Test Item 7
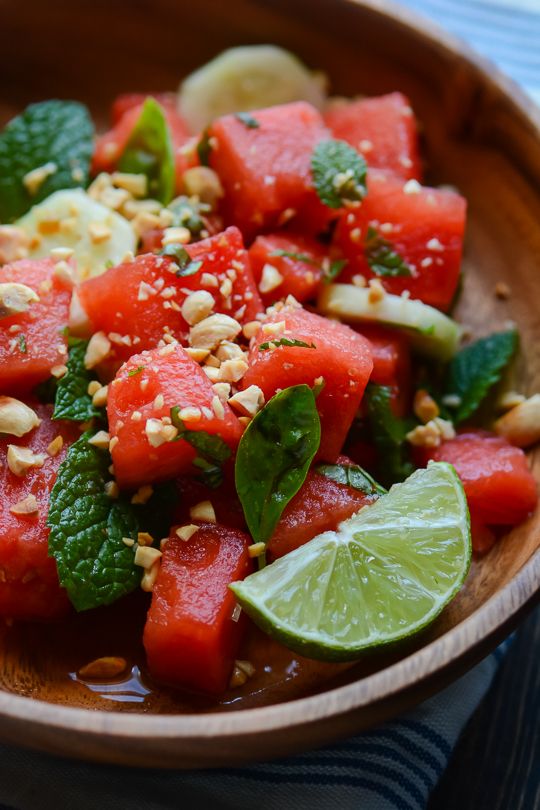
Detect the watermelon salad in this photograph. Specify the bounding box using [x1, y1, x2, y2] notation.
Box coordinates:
[0, 45, 538, 696]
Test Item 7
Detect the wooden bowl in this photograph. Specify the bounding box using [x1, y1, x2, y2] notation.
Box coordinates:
[1, 0, 540, 769]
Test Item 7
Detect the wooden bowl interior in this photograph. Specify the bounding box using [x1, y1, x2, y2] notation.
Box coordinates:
[0, 0, 539, 758]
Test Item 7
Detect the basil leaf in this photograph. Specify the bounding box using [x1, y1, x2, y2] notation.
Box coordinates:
[268, 249, 319, 266]
[159, 243, 203, 276]
[235, 385, 321, 544]
[234, 112, 260, 129]
[315, 462, 386, 495]
[364, 384, 414, 486]
[171, 406, 231, 488]
[311, 139, 367, 209]
[47, 433, 141, 611]
[52, 338, 101, 422]
[259, 338, 316, 351]
[118, 98, 174, 204]
[0, 100, 94, 221]
[365, 227, 412, 277]
[443, 330, 518, 424]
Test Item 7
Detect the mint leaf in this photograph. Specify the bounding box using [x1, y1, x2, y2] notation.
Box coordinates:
[53, 339, 101, 422]
[323, 258, 348, 283]
[268, 249, 319, 265]
[364, 384, 414, 486]
[316, 462, 386, 495]
[235, 385, 321, 546]
[234, 112, 260, 129]
[170, 407, 231, 488]
[17, 333, 27, 353]
[47, 434, 141, 611]
[128, 365, 145, 377]
[365, 227, 412, 277]
[134, 480, 178, 541]
[168, 195, 211, 240]
[159, 244, 203, 276]
[443, 330, 518, 424]
[259, 338, 316, 351]
[118, 98, 174, 204]
[311, 139, 367, 209]
[197, 129, 212, 166]
[0, 100, 94, 221]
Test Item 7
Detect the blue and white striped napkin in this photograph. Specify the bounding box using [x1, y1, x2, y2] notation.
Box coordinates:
[0, 2, 538, 808]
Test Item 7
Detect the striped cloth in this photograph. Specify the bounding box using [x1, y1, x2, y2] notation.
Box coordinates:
[0, 2, 538, 808]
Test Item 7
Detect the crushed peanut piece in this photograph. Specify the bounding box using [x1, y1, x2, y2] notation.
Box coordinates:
[22, 162, 57, 195]
[46, 435, 64, 457]
[189, 313, 242, 351]
[111, 171, 148, 197]
[137, 531, 154, 547]
[497, 391, 526, 411]
[242, 321, 260, 340]
[87, 380, 101, 396]
[53, 260, 76, 287]
[185, 347, 210, 363]
[182, 166, 224, 206]
[122, 537, 135, 547]
[104, 480, 119, 499]
[141, 560, 161, 592]
[175, 524, 199, 542]
[134, 545, 162, 569]
[181, 290, 215, 326]
[406, 417, 455, 448]
[131, 484, 154, 505]
[92, 385, 108, 407]
[212, 382, 231, 402]
[162, 226, 191, 246]
[0, 283, 39, 318]
[211, 395, 225, 419]
[248, 542, 266, 558]
[0, 225, 29, 264]
[218, 358, 249, 383]
[178, 406, 202, 423]
[84, 332, 111, 369]
[259, 263, 283, 294]
[189, 500, 216, 523]
[88, 221, 112, 244]
[215, 341, 245, 362]
[50, 364, 68, 379]
[78, 656, 127, 680]
[228, 385, 265, 417]
[7, 445, 45, 476]
[494, 394, 540, 448]
[88, 430, 111, 449]
[413, 389, 440, 424]
[10, 494, 39, 515]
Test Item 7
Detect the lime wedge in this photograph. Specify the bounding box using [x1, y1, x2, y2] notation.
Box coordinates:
[230, 461, 471, 661]
[318, 283, 461, 360]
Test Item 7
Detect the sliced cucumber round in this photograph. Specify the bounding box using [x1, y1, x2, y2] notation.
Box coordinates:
[318, 283, 461, 360]
[178, 45, 327, 133]
[17, 189, 136, 280]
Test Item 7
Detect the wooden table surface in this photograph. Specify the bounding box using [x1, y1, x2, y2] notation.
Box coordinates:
[429, 606, 540, 810]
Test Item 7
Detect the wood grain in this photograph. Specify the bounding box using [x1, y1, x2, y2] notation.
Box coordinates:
[0, 0, 539, 768]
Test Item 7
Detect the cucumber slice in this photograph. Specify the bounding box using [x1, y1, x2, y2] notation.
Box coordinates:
[318, 283, 461, 360]
[17, 189, 136, 280]
[178, 45, 327, 133]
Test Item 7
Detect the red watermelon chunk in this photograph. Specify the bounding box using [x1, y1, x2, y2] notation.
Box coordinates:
[143, 523, 252, 694]
[0, 258, 71, 394]
[324, 93, 421, 180]
[248, 232, 325, 305]
[79, 227, 263, 367]
[267, 458, 376, 561]
[421, 431, 538, 528]
[334, 171, 466, 311]
[0, 403, 79, 620]
[107, 345, 243, 489]
[208, 101, 333, 238]
[355, 324, 411, 415]
[242, 306, 373, 461]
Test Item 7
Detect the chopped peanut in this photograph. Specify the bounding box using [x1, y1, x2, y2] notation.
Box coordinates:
[0, 397, 40, 436]
[134, 545, 162, 569]
[88, 430, 111, 449]
[189, 500, 216, 523]
[92, 385, 108, 407]
[84, 331, 111, 369]
[189, 313, 242, 351]
[46, 435, 64, 457]
[175, 524, 199, 542]
[22, 162, 57, 195]
[259, 263, 283, 294]
[0, 225, 29, 264]
[494, 394, 540, 448]
[0, 283, 39, 318]
[104, 480, 119, 499]
[218, 358, 249, 383]
[229, 385, 265, 417]
[10, 494, 39, 515]
[413, 389, 440, 424]
[51, 364, 68, 378]
[88, 221, 112, 244]
[137, 531, 154, 547]
[181, 290, 215, 325]
[182, 166, 224, 206]
[7, 445, 46, 476]
[248, 542, 266, 558]
[406, 417, 455, 448]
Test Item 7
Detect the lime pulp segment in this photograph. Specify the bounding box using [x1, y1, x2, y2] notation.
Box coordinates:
[230, 461, 471, 661]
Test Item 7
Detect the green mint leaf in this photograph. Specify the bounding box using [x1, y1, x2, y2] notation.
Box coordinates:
[197, 129, 212, 166]
[34, 375, 58, 404]
[159, 243, 203, 276]
[47, 433, 141, 611]
[52, 338, 101, 422]
[235, 385, 321, 545]
[268, 249, 319, 265]
[234, 112, 260, 129]
[128, 365, 145, 377]
[171, 406, 231, 488]
[259, 338, 316, 351]
[323, 258, 348, 283]
[0, 100, 94, 222]
[365, 227, 412, 277]
[443, 330, 518, 424]
[311, 139, 367, 209]
[364, 384, 414, 486]
[17, 333, 27, 354]
[315, 462, 386, 495]
[118, 98, 174, 205]
[168, 195, 211, 240]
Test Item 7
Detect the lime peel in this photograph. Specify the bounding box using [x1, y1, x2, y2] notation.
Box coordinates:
[230, 461, 471, 661]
